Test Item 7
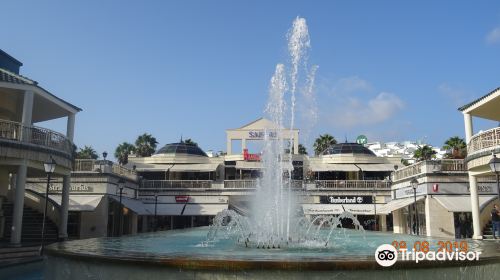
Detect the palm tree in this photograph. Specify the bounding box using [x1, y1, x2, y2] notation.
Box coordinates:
[298, 144, 308, 155]
[443, 136, 467, 159]
[313, 134, 337, 155]
[413, 145, 437, 162]
[115, 142, 135, 165]
[135, 133, 158, 157]
[76, 145, 99, 159]
[183, 138, 198, 146]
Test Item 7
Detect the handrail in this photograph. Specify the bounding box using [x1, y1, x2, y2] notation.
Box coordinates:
[223, 180, 304, 189]
[468, 127, 500, 155]
[0, 119, 72, 155]
[393, 159, 467, 181]
[140, 180, 212, 189]
[315, 180, 391, 190]
[73, 159, 137, 180]
[392, 161, 424, 181]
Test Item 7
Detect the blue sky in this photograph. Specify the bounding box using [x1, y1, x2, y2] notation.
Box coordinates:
[2, 1, 500, 158]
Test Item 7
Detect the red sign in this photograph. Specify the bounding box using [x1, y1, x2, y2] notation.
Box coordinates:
[175, 196, 190, 203]
[433, 184, 439, 192]
[243, 149, 261, 161]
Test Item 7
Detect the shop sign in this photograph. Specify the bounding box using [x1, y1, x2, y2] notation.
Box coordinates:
[49, 184, 94, 193]
[394, 185, 427, 199]
[248, 130, 277, 139]
[320, 195, 373, 204]
[175, 196, 190, 203]
[243, 149, 261, 161]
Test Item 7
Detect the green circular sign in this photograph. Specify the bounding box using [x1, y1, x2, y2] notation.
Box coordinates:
[356, 135, 368, 145]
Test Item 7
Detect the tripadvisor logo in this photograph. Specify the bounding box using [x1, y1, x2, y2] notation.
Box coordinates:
[374, 244, 482, 267]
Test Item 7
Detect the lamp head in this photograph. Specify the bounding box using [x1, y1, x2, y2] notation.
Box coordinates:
[489, 154, 500, 173]
[44, 156, 57, 174]
[410, 178, 418, 190]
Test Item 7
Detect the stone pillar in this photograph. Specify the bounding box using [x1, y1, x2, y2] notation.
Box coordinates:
[10, 163, 27, 245]
[380, 215, 387, 232]
[226, 135, 232, 155]
[293, 133, 299, 155]
[20, 91, 34, 141]
[59, 176, 70, 240]
[241, 138, 247, 154]
[469, 175, 482, 239]
[425, 195, 432, 236]
[463, 113, 473, 143]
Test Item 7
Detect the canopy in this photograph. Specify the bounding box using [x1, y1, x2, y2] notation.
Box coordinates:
[377, 196, 426, 214]
[355, 164, 395, 172]
[309, 163, 359, 172]
[109, 196, 151, 215]
[302, 204, 344, 215]
[49, 195, 104, 211]
[182, 204, 228, 216]
[235, 161, 263, 170]
[433, 195, 497, 212]
[343, 204, 377, 215]
[169, 163, 220, 172]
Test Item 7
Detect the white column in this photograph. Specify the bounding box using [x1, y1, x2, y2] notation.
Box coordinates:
[293, 134, 299, 155]
[59, 113, 75, 240]
[241, 138, 247, 153]
[380, 215, 387, 232]
[59, 175, 70, 240]
[469, 175, 482, 239]
[66, 113, 75, 141]
[425, 196, 432, 237]
[464, 113, 473, 142]
[20, 91, 34, 141]
[226, 136, 232, 155]
[10, 163, 27, 245]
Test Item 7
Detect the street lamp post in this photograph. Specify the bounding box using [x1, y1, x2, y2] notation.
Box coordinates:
[373, 187, 377, 231]
[101, 151, 108, 172]
[410, 178, 419, 235]
[118, 178, 125, 236]
[41, 157, 56, 255]
[489, 154, 500, 202]
[154, 193, 158, 232]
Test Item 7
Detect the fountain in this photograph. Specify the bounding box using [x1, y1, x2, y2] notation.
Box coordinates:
[44, 17, 500, 279]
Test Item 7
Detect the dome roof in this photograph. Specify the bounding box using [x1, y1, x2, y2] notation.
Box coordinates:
[322, 142, 376, 156]
[155, 142, 208, 157]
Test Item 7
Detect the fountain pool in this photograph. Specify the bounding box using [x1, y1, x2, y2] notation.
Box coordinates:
[45, 227, 500, 279]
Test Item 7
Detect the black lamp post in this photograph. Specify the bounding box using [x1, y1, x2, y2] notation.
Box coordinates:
[41, 156, 56, 255]
[118, 178, 125, 236]
[101, 151, 108, 172]
[154, 193, 158, 232]
[489, 154, 500, 202]
[410, 178, 419, 235]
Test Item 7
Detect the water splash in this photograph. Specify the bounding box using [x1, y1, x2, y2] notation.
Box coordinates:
[207, 17, 363, 249]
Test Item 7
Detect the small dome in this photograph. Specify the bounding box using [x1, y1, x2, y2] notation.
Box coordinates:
[322, 143, 376, 156]
[155, 143, 207, 157]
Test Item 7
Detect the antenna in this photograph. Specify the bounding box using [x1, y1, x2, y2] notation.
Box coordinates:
[180, 134, 183, 143]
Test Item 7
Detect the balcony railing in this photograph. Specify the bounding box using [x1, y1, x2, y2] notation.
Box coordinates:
[315, 180, 391, 190]
[224, 180, 304, 189]
[393, 159, 467, 181]
[468, 127, 500, 155]
[0, 119, 72, 155]
[140, 180, 212, 189]
[73, 159, 137, 180]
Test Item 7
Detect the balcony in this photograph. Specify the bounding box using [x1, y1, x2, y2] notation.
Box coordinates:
[224, 180, 304, 189]
[0, 119, 72, 156]
[73, 159, 138, 180]
[315, 180, 391, 190]
[392, 159, 467, 181]
[467, 127, 500, 156]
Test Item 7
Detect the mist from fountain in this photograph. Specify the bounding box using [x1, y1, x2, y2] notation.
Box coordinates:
[206, 17, 363, 249]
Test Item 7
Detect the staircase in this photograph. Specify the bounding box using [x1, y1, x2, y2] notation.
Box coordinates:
[1, 201, 59, 245]
[0, 246, 41, 267]
[483, 220, 497, 239]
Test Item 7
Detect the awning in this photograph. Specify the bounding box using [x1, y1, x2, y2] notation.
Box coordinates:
[355, 164, 395, 172]
[377, 196, 426, 214]
[146, 204, 185, 215]
[169, 163, 220, 172]
[309, 163, 359, 172]
[235, 161, 263, 170]
[302, 204, 344, 215]
[182, 204, 228, 216]
[109, 196, 152, 215]
[433, 195, 497, 212]
[342, 204, 377, 215]
[49, 195, 104, 211]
